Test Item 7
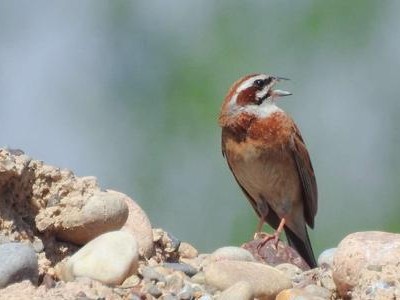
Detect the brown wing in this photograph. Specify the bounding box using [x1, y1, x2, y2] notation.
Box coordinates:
[289, 123, 318, 228]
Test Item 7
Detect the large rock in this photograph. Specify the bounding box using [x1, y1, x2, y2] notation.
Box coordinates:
[0, 243, 38, 288]
[57, 231, 139, 285]
[204, 260, 291, 300]
[115, 190, 154, 258]
[333, 231, 400, 297]
[37, 191, 129, 245]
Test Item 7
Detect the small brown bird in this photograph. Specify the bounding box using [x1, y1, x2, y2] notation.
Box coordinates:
[219, 73, 318, 267]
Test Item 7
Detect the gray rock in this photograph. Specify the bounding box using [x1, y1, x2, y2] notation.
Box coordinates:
[317, 248, 336, 268]
[0, 243, 38, 288]
[163, 262, 198, 277]
[204, 260, 291, 300]
[141, 266, 166, 283]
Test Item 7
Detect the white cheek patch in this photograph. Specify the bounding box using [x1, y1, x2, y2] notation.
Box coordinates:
[228, 74, 268, 114]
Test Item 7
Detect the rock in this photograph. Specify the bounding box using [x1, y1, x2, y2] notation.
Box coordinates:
[49, 191, 129, 245]
[275, 263, 303, 280]
[57, 231, 138, 285]
[113, 190, 154, 258]
[317, 248, 336, 268]
[178, 242, 198, 259]
[351, 264, 400, 299]
[304, 284, 332, 298]
[204, 260, 292, 299]
[31, 237, 44, 253]
[209, 246, 255, 263]
[178, 284, 194, 300]
[165, 273, 184, 294]
[276, 288, 325, 300]
[242, 238, 310, 270]
[333, 231, 400, 297]
[218, 281, 253, 300]
[140, 266, 166, 283]
[163, 262, 198, 277]
[145, 282, 162, 298]
[0, 243, 39, 288]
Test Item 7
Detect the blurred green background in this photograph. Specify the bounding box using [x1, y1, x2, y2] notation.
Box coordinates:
[1, 1, 399, 256]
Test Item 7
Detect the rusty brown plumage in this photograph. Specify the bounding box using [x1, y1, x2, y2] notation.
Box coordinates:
[219, 73, 318, 267]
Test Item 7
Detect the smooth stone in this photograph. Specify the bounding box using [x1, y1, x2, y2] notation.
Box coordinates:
[53, 191, 129, 245]
[145, 282, 162, 298]
[333, 231, 400, 297]
[218, 281, 253, 300]
[276, 288, 325, 300]
[178, 242, 198, 259]
[140, 266, 166, 282]
[31, 238, 44, 253]
[58, 231, 138, 285]
[204, 260, 292, 300]
[304, 284, 332, 298]
[165, 273, 184, 294]
[0, 243, 38, 288]
[163, 262, 198, 277]
[275, 263, 303, 280]
[317, 248, 336, 268]
[112, 190, 154, 258]
[178, 284, 193, 300]
[209, 246, 255, 262]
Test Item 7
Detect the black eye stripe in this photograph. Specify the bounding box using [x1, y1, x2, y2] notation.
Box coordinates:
[253, 77, 273, 89]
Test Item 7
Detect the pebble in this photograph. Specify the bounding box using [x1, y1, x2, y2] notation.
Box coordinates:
[333, 231, 400, 297]
[218, 281, 253, 300]
[178, 284, 193, 300]
[53, 191, 129, 245]
[145, 282, 162, 298]
[204, 260, 292, 299]
[0, 243, 39, 288]
[163, 262, 198, 277]
[140, 266, 166, 283]
[209, 246, 255, 263]
[165, 273, 184, 294]
[178, 242, 198, 259]
[114, 189, 154, 258]
[304, 284, 332, 298]
[317, 248, 336, 268]
[276, 288, 324, 300]
[58, 231, 138, 285]
[31, 238, 44, 253]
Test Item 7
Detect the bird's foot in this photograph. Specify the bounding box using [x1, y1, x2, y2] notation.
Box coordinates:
[254, 232, 280, 251]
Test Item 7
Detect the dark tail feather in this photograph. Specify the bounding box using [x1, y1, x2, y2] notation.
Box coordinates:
[284, 226, 317, 268]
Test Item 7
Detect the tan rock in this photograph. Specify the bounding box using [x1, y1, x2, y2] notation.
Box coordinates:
[57, 231, 138, 286]
[209, 246, 255, 263]
[218, 281, 253, 300]
[204, 260, 291, 300]
[37, 190, 129, 245]
[276, 288, 326, 300]
[178, 242, 198, 259]
[114, 190, 154, 258]
[333, 231, 400, 297]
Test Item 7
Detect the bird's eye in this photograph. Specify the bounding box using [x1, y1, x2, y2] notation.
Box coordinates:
[254, 79, 265, 89]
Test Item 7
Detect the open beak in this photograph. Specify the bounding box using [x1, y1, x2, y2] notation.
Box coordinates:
[270, 76, 292, 98]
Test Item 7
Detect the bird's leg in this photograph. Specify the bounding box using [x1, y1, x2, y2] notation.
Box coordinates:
[273, 217, 286, 248]
[253, 218, 265, 239]
[256, 217, 286, 250]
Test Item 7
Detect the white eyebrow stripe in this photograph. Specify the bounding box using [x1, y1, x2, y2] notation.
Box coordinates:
[236, 74, 267, 93]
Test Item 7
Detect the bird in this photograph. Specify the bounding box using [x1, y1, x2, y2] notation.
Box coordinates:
[218, 73, 318, 268]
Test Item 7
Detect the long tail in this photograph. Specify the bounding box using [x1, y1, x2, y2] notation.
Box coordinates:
[284, 226, 317, 268]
